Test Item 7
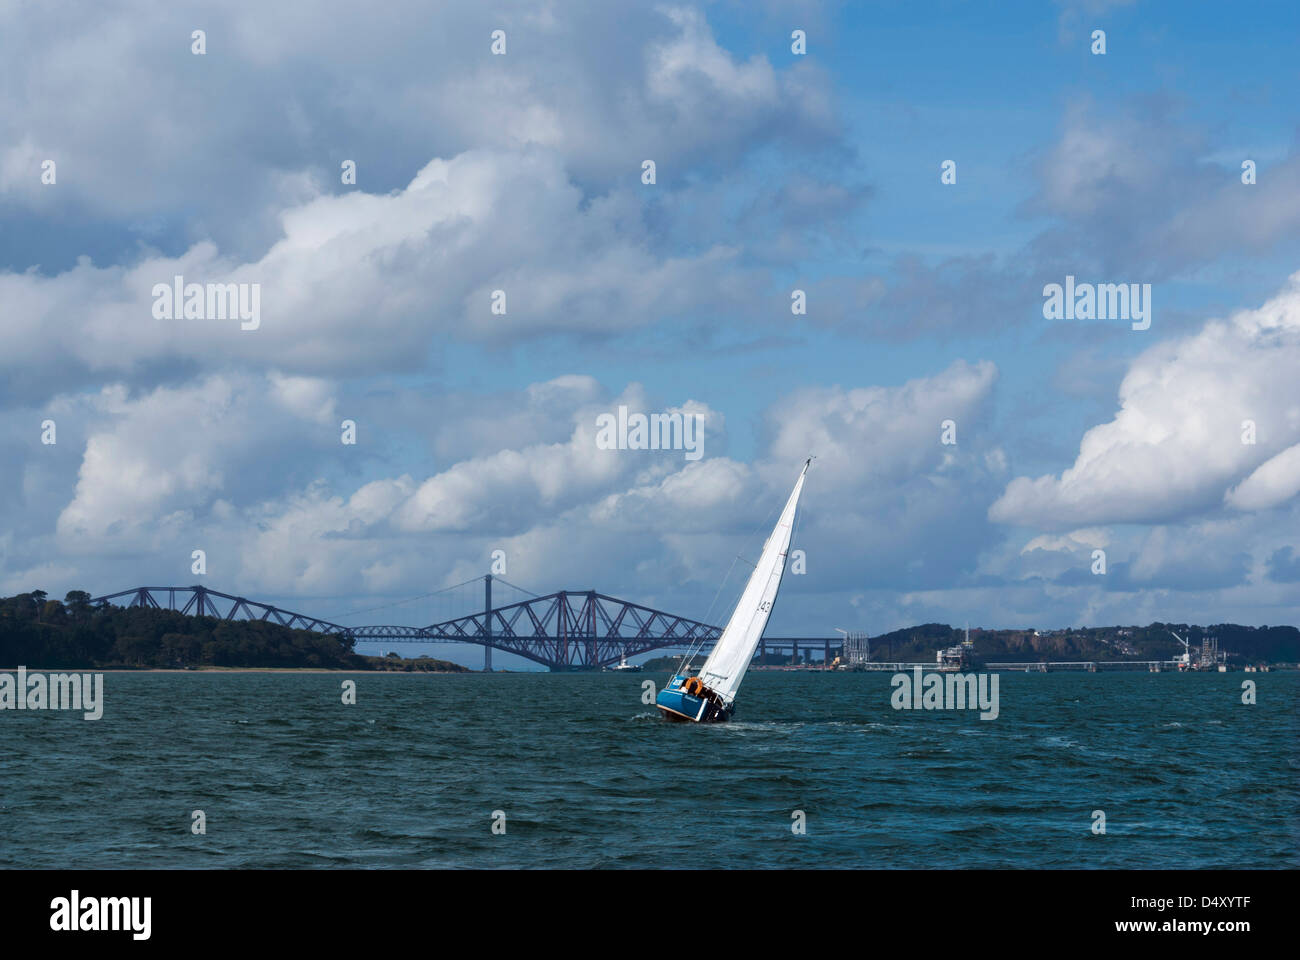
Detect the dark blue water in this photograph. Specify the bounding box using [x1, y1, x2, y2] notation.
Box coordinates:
[2, 671, 1295, 868]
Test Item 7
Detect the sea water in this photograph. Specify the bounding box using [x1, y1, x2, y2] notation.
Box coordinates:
[1, 671, 1294, 868]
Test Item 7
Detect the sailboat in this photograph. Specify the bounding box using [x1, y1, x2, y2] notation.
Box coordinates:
[655, 458, 811, 723]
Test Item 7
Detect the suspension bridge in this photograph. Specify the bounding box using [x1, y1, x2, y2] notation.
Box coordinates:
[89, 576, 843, 671]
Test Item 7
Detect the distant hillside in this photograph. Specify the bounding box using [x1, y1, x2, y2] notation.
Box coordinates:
[0, 590, 466, 671]
[641, 655, 692, 672]
[361, 652, 469, 673]
[867, 622, 1299, 665]
[8, 588, 1294, 670]
[649, 621, 1299, 668]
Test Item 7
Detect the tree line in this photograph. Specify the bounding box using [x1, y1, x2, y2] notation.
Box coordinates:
[867, 621, 1299, 664]
[0, 589, 463, 670]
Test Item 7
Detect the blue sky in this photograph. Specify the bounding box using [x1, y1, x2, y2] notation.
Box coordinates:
[2, 0, 1299, 668]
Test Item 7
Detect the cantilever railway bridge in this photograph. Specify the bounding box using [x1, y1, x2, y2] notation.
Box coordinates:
[90, 576, 838, 671]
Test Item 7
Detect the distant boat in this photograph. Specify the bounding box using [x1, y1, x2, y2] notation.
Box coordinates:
[607, 653, 642, 673]
[656, 459, 811, 723]
[936, 623, 981, 672]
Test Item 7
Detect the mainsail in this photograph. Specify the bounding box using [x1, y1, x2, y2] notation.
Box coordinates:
[696, 459, 810, 704]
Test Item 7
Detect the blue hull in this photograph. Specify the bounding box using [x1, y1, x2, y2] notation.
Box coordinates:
[655, 675, 732, 723]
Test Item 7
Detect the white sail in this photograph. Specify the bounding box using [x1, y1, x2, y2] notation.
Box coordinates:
[697, 459, 809, 704]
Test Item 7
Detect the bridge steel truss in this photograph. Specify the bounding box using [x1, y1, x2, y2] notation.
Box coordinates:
[89, 585, 725, 670]
[90, 585, 353, 636]
[405, 589, 723, 670]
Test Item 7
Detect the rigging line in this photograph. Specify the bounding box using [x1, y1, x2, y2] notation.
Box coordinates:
[681, 551, 743, 670]
[680, 481, 786, 672]
[321, 575, 486, 622]
[492, 576, 543, 599]
[701, 554, 743, 626]
[692, 463, 808, 674]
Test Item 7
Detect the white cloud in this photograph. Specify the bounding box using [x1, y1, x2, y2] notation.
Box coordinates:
[991, 273, 1300, 530]
[1, 2, 836, 233]
[19, 361, 1004, 611]
[1225, 442, 1300, 511]
[0, 149, 761, 398]
[392, 390, 723, 534]
[54, 373, 341, 545]
[765, 359, 998, 485]
[1029, 98, 1300, 277]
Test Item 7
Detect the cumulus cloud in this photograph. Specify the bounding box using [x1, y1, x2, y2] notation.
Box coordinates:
[7, 1, 1300, 646]
[755, 360, 1005, 592]
[990, 273, 1300, 530]
[765, 359, 998, 480]
[391, 392, 722, 535]
[1026, 98, 1300, 279]
[52, 373, 342, 546]
[0, 149, 763, 401]
[1225, 442, 1300, 511]
[1, 1, 839, 257]
[15, 360, 1006, 616]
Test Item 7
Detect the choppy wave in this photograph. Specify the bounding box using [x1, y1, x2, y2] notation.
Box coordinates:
[2, 671, 1296, 869]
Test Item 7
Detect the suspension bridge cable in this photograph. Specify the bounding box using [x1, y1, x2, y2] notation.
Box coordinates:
[492, 576, 543, 599]
[319, 575, 487, 622]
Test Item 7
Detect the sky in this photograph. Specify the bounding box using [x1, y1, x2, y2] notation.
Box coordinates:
[2, 0, 1299, 668]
